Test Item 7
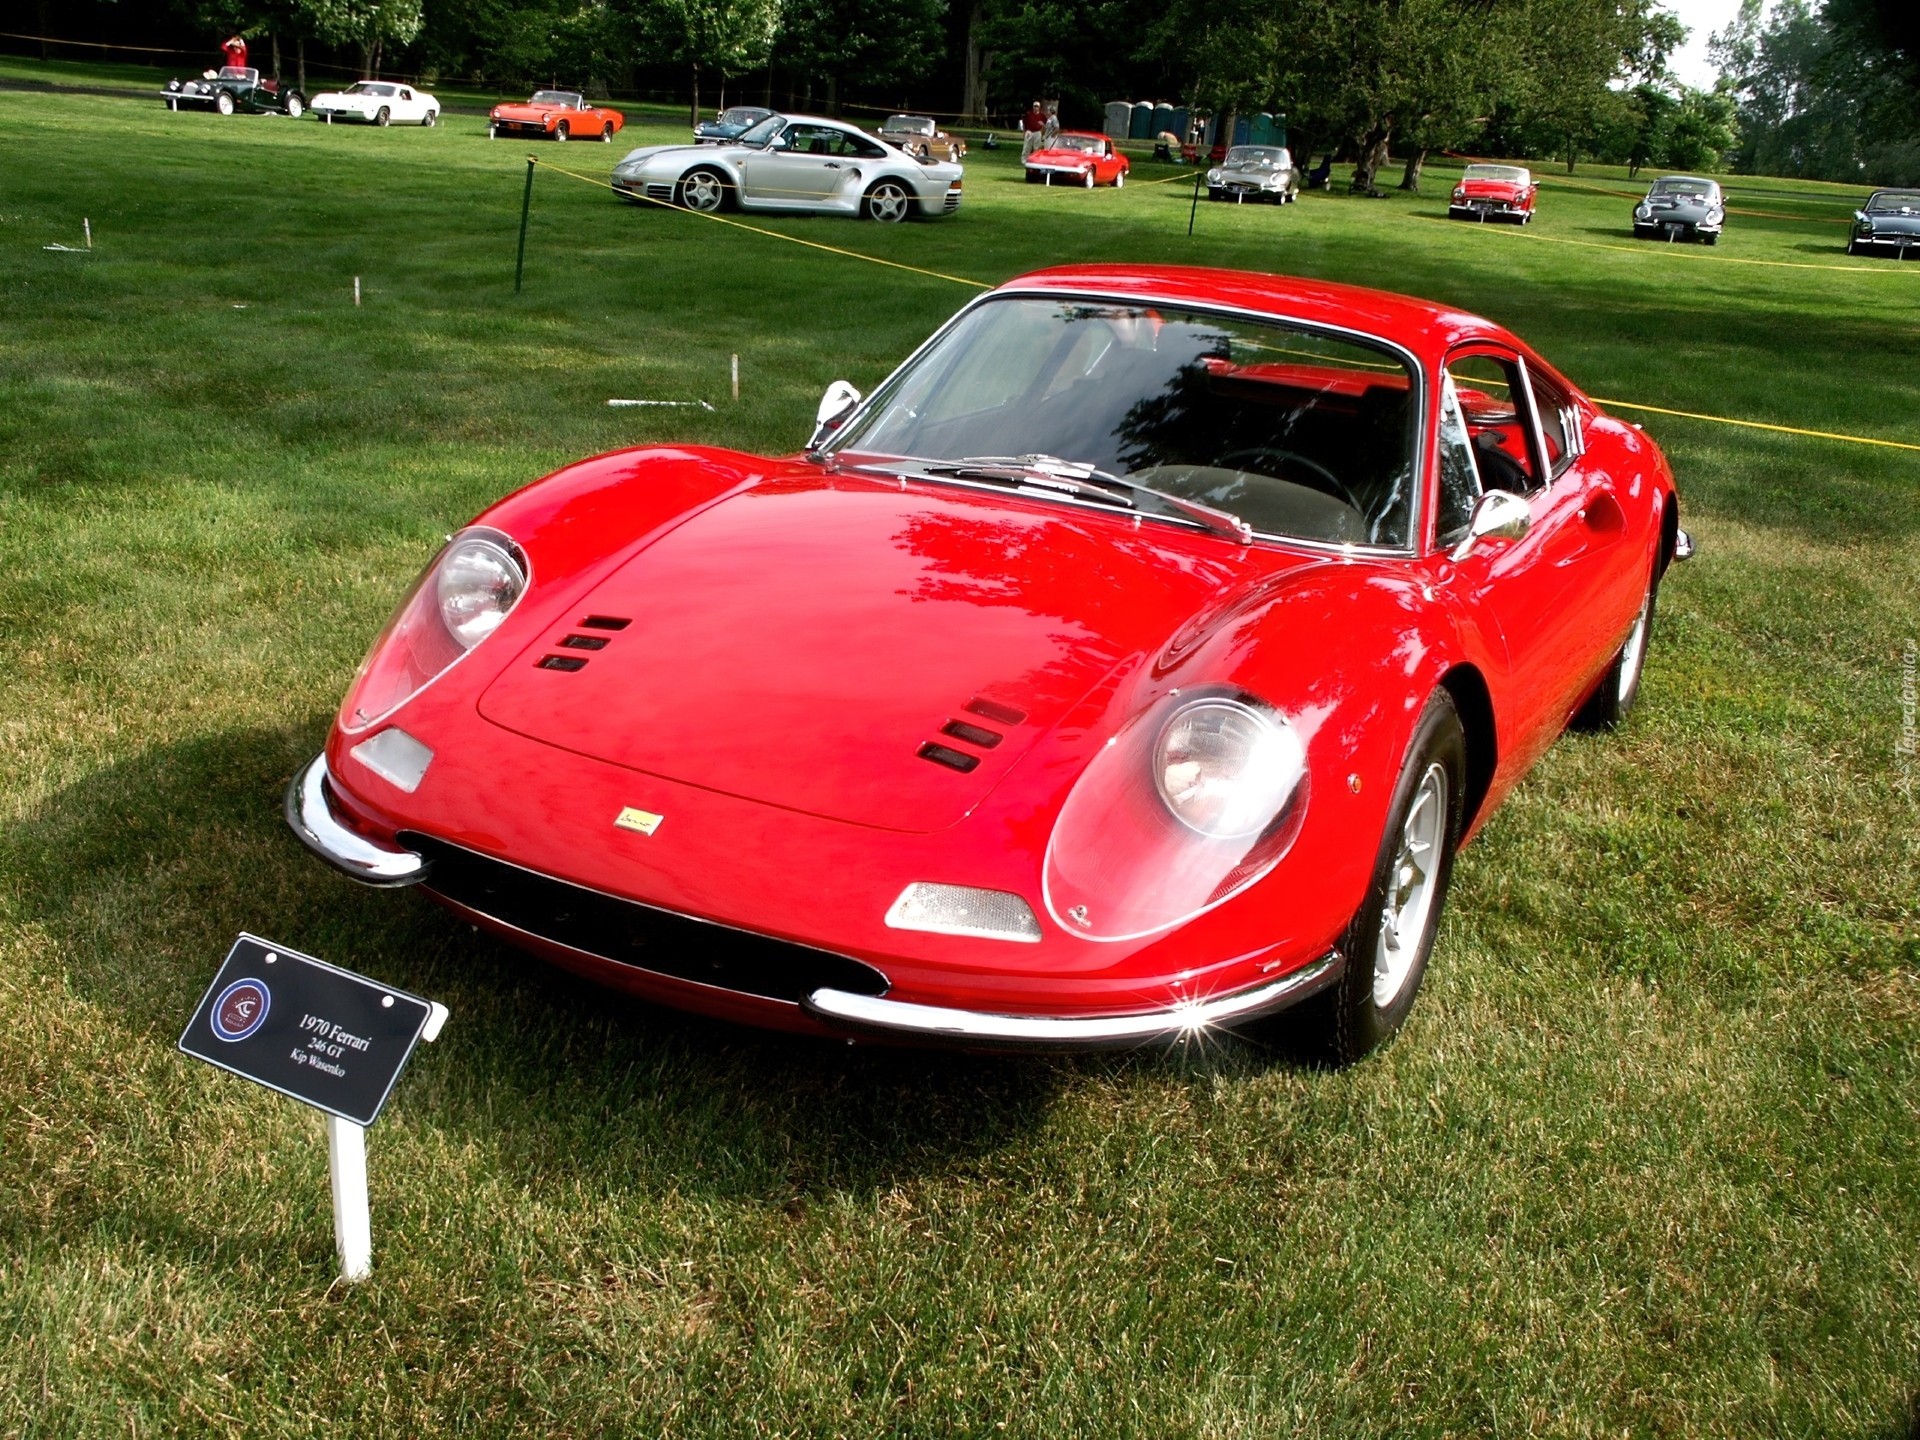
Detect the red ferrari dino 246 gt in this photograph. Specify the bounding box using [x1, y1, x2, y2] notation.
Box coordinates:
[289, 265, 1689, 1059]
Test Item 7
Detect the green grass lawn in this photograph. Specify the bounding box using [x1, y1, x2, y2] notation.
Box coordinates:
[2, 66, 1918, 1438]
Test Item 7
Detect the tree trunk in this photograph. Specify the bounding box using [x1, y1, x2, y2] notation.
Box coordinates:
[297, 36, 306, 95]
[271, 34, 281, 85]
[690, 62, 699, 129]
[1398, 147, 1425, 191]
[962, 2, 988, 122]
[718, 78, 725, 112]
[1565, 133, 1577, 173]
[826, 74, 838, 118]
[1350, 125, 1390, 195]
[764, 56, 773, 108]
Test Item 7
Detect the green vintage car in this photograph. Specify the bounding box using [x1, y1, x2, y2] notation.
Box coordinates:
[163, 66, 306, 117]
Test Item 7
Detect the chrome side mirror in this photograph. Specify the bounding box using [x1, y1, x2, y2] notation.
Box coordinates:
[807, 380, 862, 450]
[1451, 489, 1532, 561]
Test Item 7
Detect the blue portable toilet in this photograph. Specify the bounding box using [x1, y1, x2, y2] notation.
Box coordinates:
[1249, 112, 1276, 147]
[1233, 114, 1251, 146]
[1170, 106, 1190, 143]
[1105, 101, 1131, 140]
[1129, 101, 1153, 139]
[1272, 113, 1288, 148]
[1151, 101, 1173, 138]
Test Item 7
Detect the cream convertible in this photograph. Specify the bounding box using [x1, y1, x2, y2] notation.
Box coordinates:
[612, 113, 963, 222]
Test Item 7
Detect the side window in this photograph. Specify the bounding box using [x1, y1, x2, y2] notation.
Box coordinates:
[400, 89, 413, 101]
[1526, 366, 1583, 479]
[1435, 375, 1483, 547]
[1446, 352, 1540, 493]
[843, 131, 887, 160]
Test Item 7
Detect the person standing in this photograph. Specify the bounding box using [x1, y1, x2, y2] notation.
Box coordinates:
[1041, 102, 1060, 148]
[222, 35, 248, 70]
[1020, 100, 1046, 159]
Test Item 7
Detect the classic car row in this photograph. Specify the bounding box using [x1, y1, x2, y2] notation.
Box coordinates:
[288, 263, 1691, 1061]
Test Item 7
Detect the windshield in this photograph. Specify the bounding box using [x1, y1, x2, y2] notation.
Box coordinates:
[738, 114, 787, 147]
[1464, 165, 1527, 184]
[827, 297, 1421, 549]
[1866, 190, 1920, 213]
[1651, 179, 1713, 197]
[349, 83, 396, 96]
[1049, 134, 1104, 153]
[885, 116, 936, 135]
[1225, 147, 1288, 170]
[531, 91, 581, 107]
[716, 107, 766, 126]
[218, 67, 255, 81]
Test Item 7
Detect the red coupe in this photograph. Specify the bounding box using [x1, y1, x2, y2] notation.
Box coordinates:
[288, 266, 1689, 1059]
[488, 90, 624, 142]
[1448, 164, 1538, 223]
[1025, 132, 1130, 188]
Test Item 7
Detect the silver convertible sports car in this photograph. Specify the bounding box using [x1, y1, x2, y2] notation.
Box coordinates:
[1632, 175, 1724, 244]
[612, 112, 964, 222]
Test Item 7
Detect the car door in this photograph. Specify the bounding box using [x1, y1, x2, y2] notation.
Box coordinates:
[394, 87, 421, 122]
[741, 123, 843, 208]
[1429, 347, 1618, 776]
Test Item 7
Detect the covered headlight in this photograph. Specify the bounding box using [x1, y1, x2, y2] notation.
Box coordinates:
[1452, 186, 1465, 199]
[1207, 168, 1223, 182]
[1154, 699, 1305, 838]
[1043, 690, 1311, 941]
[1635, 204, 1650, 218]
[338, 526, 528, 735]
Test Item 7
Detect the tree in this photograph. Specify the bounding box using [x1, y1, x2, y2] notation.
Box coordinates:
[299, 0, 425, 77]
[1660, 85, 1736, 169]
[615, 0, 782, 125]
[777, 0, 947, 115]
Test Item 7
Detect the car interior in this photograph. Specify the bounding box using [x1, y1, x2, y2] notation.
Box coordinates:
[840, 301, 1424, 547]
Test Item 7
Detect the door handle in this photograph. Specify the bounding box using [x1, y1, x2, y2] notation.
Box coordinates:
[825, 162, 841, 168]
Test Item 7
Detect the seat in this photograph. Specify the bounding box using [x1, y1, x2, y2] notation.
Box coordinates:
[809, 137, 829, 155]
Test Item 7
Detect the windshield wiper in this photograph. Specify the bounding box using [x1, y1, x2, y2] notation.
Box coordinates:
[845, 455, 1253, 545]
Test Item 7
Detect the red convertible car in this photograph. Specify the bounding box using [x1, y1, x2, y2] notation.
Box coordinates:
[489, 90, 624, 142]
[1448, 164, 1538, 223]
[288, 265, 1689, 1059]
[1025, 132, 1130, 188]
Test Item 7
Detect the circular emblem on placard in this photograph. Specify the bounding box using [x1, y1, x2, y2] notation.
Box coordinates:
[211, 978, 271, 1041]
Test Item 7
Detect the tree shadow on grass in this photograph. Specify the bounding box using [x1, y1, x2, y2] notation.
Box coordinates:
[3, 720, 1295, 1223]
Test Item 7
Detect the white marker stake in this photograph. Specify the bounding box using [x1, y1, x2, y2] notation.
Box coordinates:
[84, 218, 92, 250]
[324, 1000, 446, 1282]
[327, 1114, 372, 1280]
[731, 353, 739, 400]
[353, 276, 361, 307]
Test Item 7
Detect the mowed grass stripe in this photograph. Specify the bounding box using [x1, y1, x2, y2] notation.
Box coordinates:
[1, 75, 1918, 1438]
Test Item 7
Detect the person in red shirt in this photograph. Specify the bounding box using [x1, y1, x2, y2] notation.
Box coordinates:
[222, 36, 248, 71]
[1020, 100, 1045, 160]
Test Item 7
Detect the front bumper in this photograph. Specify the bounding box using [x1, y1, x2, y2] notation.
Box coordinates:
[1852, 232, 1920, 254]
[1026, 165, 1091, 183]
[286, 751, 1343, 1048]
[286, 754, 430, 886]
[802, 951, 1341, 1048]
[1449, 201, 1526, 220]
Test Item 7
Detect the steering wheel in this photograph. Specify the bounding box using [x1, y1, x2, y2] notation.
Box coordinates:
[1215, 447, 1365, 514]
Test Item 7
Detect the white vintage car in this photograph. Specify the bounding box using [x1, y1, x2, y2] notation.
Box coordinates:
[612, 112, 963, 222]
[311, 81, 440, 127]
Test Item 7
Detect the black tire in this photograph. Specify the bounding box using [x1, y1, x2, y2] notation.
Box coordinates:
[678, 166, 729, 212]
[1025, 169, 1041, 183]
[1297, 689, 1467, 1065]
[601, 122, 614, 142]
[1081, 168, 1094, 189]
[375, 106, 390, 127]
[216, 91, 235, 116]
[1114, 170, 1125, 189]
[1703, 232, 1717, 246]
[285, 91, 305, 118]
[863, 179, 913, 222]
[554, 120, 569, 142]
[1571, 571, 1657, 732]
[1846, 239, 1860, 256]
[1208, 186, 1225, 202]
[423, 109, 436, 127]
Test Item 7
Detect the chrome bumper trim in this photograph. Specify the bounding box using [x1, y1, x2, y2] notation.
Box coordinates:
[284, 754, 430, 887]
[802, 950, 1342, 1049]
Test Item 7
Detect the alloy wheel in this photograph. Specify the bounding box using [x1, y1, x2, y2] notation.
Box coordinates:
[1374, 762, 1448, 1009]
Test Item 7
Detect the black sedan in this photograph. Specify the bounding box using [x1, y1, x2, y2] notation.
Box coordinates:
[1848, 189, 1920, 259]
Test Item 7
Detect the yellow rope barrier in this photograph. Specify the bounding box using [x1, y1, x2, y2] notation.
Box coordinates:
[525, 156, 1916, 455]
[531, 155, 992, 289]
[1592, 398, 1920, 452]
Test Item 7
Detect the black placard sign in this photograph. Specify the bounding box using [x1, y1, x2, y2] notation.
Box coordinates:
[179, 934, 435, 1127]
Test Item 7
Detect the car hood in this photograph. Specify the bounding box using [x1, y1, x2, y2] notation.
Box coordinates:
[1862, 212, 1920, 234]
[617, 142, 723, 168]
[495, 104, 565, 119]
[1219, 164, 1285, 181]
[477, 473, 1256, 832]
[1458, 180, 1524, 199]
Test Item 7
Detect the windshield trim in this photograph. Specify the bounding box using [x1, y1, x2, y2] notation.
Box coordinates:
[819, 287, 1430, 559]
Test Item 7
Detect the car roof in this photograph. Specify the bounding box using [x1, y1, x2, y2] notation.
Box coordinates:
[1654, 175, 1715, 185]
[990, 265, 1510, 362]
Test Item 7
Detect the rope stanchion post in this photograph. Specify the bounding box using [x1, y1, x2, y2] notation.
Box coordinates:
[1189, 172, 1201, 236]
[515, 156, 535, 294]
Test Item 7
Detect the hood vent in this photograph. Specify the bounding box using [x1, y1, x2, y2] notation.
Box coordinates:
[964, 696, 1026, 726]
[940, 719, 1002, 749]
[917, 742, 980, 773]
